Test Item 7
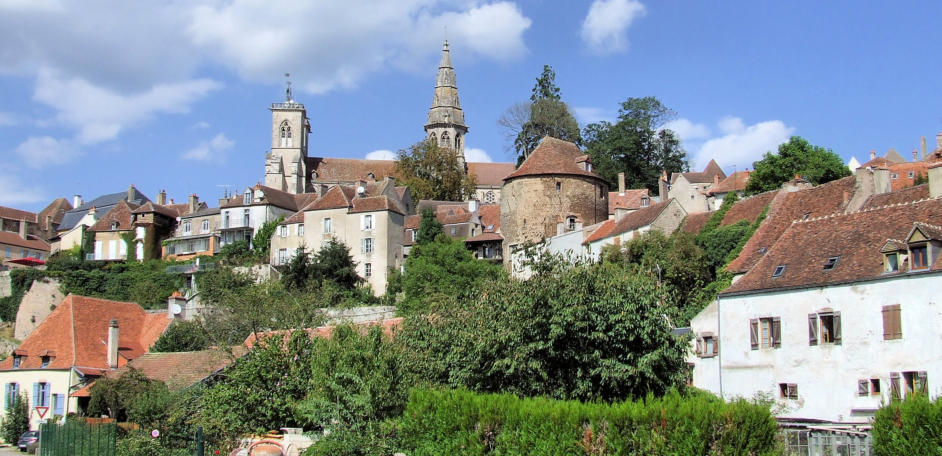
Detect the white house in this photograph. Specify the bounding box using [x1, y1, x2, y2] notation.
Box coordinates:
[690, 181, 942, 423]
[219, 184, 313, 248]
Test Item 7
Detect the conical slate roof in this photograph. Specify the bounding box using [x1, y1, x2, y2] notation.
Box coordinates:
[425, 40, 466, 129]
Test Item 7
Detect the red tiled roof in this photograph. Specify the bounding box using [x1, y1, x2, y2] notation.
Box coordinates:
[100, 347, 246, 391]
[0, 232, 49, 251]
[710, 170, 751, 194]
[721, 190, 778, 226]
[465, 232, 503, 243]
[307, 157, 399, 183]
[38, 198, 73, 231]
[89, 201, 139, 232]
[478, 204, 500, 232]
[608, 189, 650, 215]
[243, 318, 403, 349]
[862, 184, 930, 209]
[582, 218, 617, 244]
[671, 159, 726, 185]
[504, 137, 606, 182]
[887, 162, 928, 191]
[0, 206, 37, 222]
[351, 196, 405, 215]
[219, 185, 310, 211]
[467, 162, 515, 187]
[131, 202, 180, 218]
[680, 212, 713, 234]
[0, 295, 171, 372]
[726, 176, 857, 274]
[723, 198, 942, 295]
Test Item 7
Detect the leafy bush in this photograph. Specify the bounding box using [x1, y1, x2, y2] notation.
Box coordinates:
[0, 268, 46, 321]
[397, 261, 689, 402]
[1, 393, 28, 443]
[399, 388, 781, 456]
[55, 260, 184, 309]
[252, 216, 284, 259]
[87, 368, 170, 423]
[116, 432, 191, 456]
[217, 240, 253, 265]
[872, 394, 942, 455]
[151, 320, 211, 352]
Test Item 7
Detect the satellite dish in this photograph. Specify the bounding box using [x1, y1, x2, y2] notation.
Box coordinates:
[357, 185, 365, 195]
[170, 303, 182, 315]
[175, 216, 181, 222]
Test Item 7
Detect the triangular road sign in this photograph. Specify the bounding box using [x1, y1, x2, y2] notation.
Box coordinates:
[35, 406, 48, 419]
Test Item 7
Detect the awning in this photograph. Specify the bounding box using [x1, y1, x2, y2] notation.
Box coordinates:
[6, 257, 45, 266]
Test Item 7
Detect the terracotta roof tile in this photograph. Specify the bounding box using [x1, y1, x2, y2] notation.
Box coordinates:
[464, 232, 503, 243]
[710, 170, 751, 194]
[219, 186, 310, 211]
[131, 202, 180, 218]
[721, 191, 778, 226]
[504, 137, 606, 182]
[467, 162, 515, 187]
[723, 198, 942, 295]
[671, 159, 726, 184]
[862, 184, 929, 209]
[101, 347, 247, 390]
[887, 162, 928, 191]
[38, 198, 73, 230]
[680, 212, 712, 234]
[604, 200, 674, 239]
[306, 157, 399, 183]
[582, 218, 617, 244]
[726, 176, 857, 274]
[478, 204, 500, 232]
[0, 295, 171, 372]
[89, 201, 139, 232]
[0, 232, 49, 251]
[0, 206, 37, 222]
[608, 189, 650, 215]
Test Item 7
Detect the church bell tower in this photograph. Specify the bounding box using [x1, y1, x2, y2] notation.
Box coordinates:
[424, 40, 468, 168]
[266, 74, 311, 194]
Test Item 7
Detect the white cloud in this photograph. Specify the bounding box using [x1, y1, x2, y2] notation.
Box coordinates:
[192, 120, 210, 129]
[581, 0, 646, 55]
[365, 149, 397, 160]
[14, 136, 79, 169]
[663, 118, 711, 141]
[572, 106, 615, 125]
[0, 174, 45, 206]
[465, 147, 493, 163]
[33, 69, 221, 144]
[694, 117, 794, 169]
[188, 1, 532, 93]
[182, 132, 234, 162]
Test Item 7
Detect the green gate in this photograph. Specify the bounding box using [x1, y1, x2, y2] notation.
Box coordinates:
[38, 420, 117, 456]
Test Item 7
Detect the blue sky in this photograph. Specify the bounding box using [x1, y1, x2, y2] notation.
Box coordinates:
[2, 0, 942, 211]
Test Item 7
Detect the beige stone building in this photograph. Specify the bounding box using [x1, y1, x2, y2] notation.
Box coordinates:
[272, 179, 411, 295]
[659, 160, 726, 214]
[499, 137, 610, 264]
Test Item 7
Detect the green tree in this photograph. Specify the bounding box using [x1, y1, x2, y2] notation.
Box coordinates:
[398, 236, 503, 315]
[217, 240, 253, 265]
[414, 208, 443, 245]
[583, 96, 689, 193]
[151, 320, 211, 352]
[745, 136, 851, 194]
[311, 239, 362, 290]
[1, 393, 28, 444]
[87, 368, 169, 423]
[252, 216, 284, 259]
[397, 260, 689, 401]
[282, 244, 314, 291]
[508, 65, 582, 163]
[396, 140, 477, 201]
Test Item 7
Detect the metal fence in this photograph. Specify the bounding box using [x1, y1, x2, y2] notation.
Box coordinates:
[39, 420, 117, 456]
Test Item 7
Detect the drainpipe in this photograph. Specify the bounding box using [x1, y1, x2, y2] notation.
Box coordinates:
[717, 297, 724, 400]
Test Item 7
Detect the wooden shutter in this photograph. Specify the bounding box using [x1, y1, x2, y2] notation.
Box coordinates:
[918, 371, 928, 395]
[890, 372, 901, 400]
[882, 306, 892, 339]
[772, 317, 782, 348]
[32, 382, 39, 407]
[882, 304, 902, 340]
[808, 314, 818, 346]
[833, 312, 842, 345]
[53, 394, 64, 416]
[695, 338, 702, 356]
[714, 338, 720, 355]
[3, 383, 8, 411]
[750, 319, 759, 350]
[858, 380, 869, 396]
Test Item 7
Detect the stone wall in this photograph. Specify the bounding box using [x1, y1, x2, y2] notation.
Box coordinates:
[320, 306, 397, 325]
[500, 175, 608, 263]
[14, 278, 65, 340]
[0, 271, 9, 298]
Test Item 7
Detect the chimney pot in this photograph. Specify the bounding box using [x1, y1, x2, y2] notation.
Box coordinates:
[617, 172, 625, 195]
[922, 136, 928, 160]
[73, 194, 83, 208]
[188, 194, 199, 213]
[107, 318, 119, 369]
[156, 189, 167, 206]
[913, 149, 918, 162]
[936, 132, 942, 149]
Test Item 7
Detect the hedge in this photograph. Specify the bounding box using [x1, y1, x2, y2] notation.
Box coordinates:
[872, 394, 942, 455]
[399, 388, 781, 455]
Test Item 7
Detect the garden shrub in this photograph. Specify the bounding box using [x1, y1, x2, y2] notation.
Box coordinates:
[872, 394, 942, 455]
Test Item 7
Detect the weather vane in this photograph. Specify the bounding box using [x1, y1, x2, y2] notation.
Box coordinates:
[285, 72, 293, 103]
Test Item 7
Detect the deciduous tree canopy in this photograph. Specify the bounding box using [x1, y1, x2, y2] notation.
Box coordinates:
[396, 140, 476, 201]
[745, 135, 851, 194]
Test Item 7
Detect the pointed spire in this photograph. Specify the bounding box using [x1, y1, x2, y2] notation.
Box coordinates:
[439, 40, 452, 70]
[426, 39, 467, 132]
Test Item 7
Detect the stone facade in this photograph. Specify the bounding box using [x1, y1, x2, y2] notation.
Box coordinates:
[14, 278, 64, 340]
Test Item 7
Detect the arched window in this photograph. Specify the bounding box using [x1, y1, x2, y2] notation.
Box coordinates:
[440, 131, 450, 148]
[484, 191, 496, 204]
[280, 121, 292, 147]
[455, 134, 461, 150]
[428, 132, 437, 143]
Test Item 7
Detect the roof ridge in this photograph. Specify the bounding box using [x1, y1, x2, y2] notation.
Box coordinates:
[793, 195, 941, 224]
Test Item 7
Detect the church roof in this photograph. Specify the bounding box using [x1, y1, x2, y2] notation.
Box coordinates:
[504, 137, 606, 182]
[307, 157, 398, 183]
[425, 40, 466, 129]
[468, 162, 514, 187]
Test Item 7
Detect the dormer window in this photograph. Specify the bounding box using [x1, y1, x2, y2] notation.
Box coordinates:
[772, 265, 786, 278]
[40, 356, 51, 368]
[885, 252, 899, 272]
[567, 216, 577, 231]
[911, 245, 929, 270]
[111, 221, 118, 230]
[12, 356, 21, 369]
[243, 192, 251, 205]
[823, 256, 839, 270]
[641, 197, 649, 207]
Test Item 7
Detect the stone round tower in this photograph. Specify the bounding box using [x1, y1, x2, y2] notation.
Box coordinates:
[499, 137, 609, 264]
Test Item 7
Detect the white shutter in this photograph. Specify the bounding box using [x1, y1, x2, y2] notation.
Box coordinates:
[94, 241, 103, 260]
[109, 240, 117, 259]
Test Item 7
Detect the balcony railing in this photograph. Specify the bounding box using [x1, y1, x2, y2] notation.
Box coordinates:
[271, 102, 305, 110]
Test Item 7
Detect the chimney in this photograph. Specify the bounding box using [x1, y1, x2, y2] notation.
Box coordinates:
[913, 149, 919, 162]
[188, 194, 199, 213]
[781, 176, 812, 193]
[18, 219, 28, 239]
[658, 170, 669, 199]
[73, 194, 83, 208]
[937, 132, 942, 150]
[617, 172, 625, 195]
[922, 136, 928, 160]
[713, 173, 720, 187]
[156, 189, 167, 205]
[847, 166, 891, 212]
[468, 199, 479, 213]
[127, 184, 136, 202]
[88, 206, 97, 216]
[107, 319, 119, 369]
[45, 215, 52, 232]
[869, 149, 876, 160]
[929, 162, 942, 199]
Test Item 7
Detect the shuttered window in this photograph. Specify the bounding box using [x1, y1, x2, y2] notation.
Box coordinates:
[882, 305, 902, 340]
[890, 372, 901, 400]
[809, 312, 841, 345]
[750, 317, 781, 350]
